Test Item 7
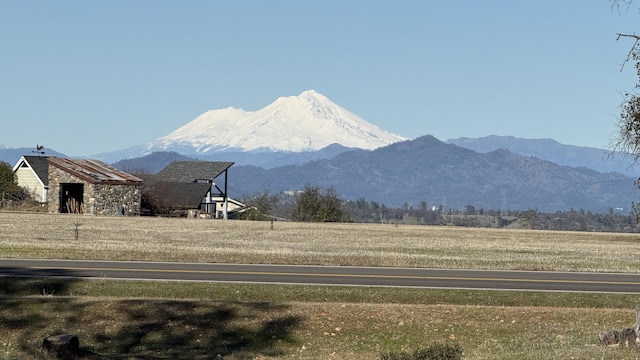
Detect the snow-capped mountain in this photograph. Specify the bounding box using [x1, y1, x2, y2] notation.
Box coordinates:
[143, 90, 406, 154]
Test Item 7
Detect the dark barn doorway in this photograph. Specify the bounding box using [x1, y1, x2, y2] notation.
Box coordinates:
[60, 183, 84, 214]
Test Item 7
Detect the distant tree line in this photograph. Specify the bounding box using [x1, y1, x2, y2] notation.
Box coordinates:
[241, 186, 640, 233]
[3, 169, 636, 232]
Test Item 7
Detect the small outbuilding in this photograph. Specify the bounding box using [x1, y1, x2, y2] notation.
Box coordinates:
[12, 155, 50, 203]
[152, 161, 244, 219]
[46, 157, 143, 216]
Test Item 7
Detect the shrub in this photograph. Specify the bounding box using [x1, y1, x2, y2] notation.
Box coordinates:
[381, 343, 463, 360]
[291, 184, 350, 222]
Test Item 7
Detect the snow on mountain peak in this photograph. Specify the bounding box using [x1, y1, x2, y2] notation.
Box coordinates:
[147, 90, 407, 154]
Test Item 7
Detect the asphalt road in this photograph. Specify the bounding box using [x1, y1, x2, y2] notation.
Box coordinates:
[1, 258, 640, 293]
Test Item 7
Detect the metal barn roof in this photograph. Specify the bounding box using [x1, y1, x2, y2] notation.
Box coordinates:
[48, 157, 143, 185]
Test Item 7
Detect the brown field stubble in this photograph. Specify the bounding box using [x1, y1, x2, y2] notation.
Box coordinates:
[1, 212, 639, 271]
[2, 212, 640, 359]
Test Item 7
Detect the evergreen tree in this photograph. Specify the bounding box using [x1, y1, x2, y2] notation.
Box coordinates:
[0, 161, 23, 200]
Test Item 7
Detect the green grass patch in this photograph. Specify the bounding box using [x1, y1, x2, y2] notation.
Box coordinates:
[2, 277, 639, 309]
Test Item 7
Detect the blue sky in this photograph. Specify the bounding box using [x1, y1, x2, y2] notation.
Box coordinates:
[0, 1, 637, 156]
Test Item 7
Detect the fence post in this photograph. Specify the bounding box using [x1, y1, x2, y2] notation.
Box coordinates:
[635, 304, 640, 346]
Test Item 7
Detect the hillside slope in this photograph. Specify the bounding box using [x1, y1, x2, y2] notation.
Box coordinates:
[447, 135, 639, 176]
[229, 136, 637, 212]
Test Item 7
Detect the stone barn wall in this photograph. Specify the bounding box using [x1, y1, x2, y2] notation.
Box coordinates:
[92, 183, 141, 216]
[48, 164, 141, 216]
[47, 165, 89, 214]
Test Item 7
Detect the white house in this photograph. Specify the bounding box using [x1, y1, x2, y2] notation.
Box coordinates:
[12, 155, 49, 203]
[210, 196, 246, 218]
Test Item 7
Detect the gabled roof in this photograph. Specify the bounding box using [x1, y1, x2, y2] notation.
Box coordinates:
[13, 156, 50, 186]
[156, 161, 234, 183]
[48, 157, 143, 185]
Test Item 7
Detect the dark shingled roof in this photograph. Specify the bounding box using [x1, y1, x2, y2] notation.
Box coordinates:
[20, 156, 50, 186]
[156, 161, 234, 183]
[48, 157, 143, 185]
[152, 181, 212, 209]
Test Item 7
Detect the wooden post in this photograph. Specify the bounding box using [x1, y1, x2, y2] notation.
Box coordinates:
[635, 304, 640, 346]
[73, 222, 81, 240]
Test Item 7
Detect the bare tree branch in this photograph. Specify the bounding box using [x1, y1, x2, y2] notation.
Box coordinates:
[612, 0, 634, 14]
[617, 33, 640, 71]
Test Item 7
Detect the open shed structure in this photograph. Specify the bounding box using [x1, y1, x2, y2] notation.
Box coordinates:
[47, 157, 143, 216]
[154, 161, 239, 219]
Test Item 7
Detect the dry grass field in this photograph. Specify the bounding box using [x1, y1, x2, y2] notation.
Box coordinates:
[1, 212, 639, 272]
[2, 212, 640, 359]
